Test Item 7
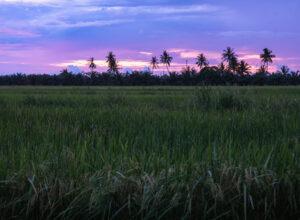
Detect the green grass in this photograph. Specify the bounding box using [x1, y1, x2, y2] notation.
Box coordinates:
[0, 86, 299, 219]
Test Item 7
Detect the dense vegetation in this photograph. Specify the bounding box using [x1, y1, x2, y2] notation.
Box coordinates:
[0, 86, 299, 219]
[1, 47, 300, 86]
[1, 68, 300, 86]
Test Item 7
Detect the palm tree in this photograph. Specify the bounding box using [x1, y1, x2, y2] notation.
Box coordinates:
[291, 70, 299, 77]
[160, 50, 173, 73]
[150, 56, 159, 73]
[257, 65, 267, 74]
[106, 52, 118, 74]
[237, 60, 251, 76]
[88, 57, 96, 73]
[196, 53, 209, 70]
[218, 62, 226, 72]
[229, 56, 239, 73]
[280, 65, 290, 75]
[222, 47, 238, 72]
[260, 48, 275, 72]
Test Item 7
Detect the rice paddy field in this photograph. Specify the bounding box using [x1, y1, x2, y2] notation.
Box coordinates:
[0, 86, 299, 219]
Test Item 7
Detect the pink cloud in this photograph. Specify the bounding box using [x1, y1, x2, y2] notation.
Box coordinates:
[169, 48, 221, 60]
[0, 28, 40, 37]
[139, 52, 152, 56]
[239, 54, 260, 60]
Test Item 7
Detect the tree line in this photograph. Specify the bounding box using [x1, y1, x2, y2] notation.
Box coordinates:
[0, 47, 299, 86]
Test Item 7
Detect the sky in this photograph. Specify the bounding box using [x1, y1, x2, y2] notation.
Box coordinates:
[0, 0, 300, 74]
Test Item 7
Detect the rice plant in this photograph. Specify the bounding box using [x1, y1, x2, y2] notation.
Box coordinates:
[0, 86, 299, 219]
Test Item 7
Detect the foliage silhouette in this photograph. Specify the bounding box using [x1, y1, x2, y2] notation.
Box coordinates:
[222, 47, 239, 72]
[237, 60, 251, 76]
[0, 68, 299, 86]
[160, 50, 173, 73]
[280, 65, 290, 75]
[88, 57, 96, 74]
[0, 47, 299, 86]
[260, 48, 276, 72]
[106, 52, 119, 74]
[150, 56, 159, 73]
[196, 53, 209, 70]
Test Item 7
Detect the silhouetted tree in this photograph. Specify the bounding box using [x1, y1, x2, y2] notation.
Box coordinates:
[85, 57, 97, 77]
[160, 50, 173, 73]
[229, 56, 239, 73]
[88, 57, 97, 72]
[59, 69, 74, 85]
[291, 70, 300, 85]
[150, 56, 159, 73]
[257, 65, 267, 74]
[280, 65, 290, 75]
[291, 70, 299, 77]
[181, 65, 197, 85]
[218, 62, 226, 72]
[260, 48, 275, 72]
[222, 47, 239, 72]
[60, 69, 69, 75]
[1, 47, 300, 86]
[200, 66, 222, 85]
[0, 68, 300, 86]
[237, 60, 251, 76]
[196, 53, 209, 70]
[106, 52, 119, 74]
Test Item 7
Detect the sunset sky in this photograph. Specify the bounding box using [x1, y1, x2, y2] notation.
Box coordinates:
[0, 0, 300, 74]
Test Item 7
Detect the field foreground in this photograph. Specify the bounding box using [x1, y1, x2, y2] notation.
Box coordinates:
[0, 86, 299, 219]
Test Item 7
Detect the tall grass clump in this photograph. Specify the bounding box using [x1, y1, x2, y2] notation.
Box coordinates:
[0, 86, 299, 219]
[192, 86, 251, 111]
